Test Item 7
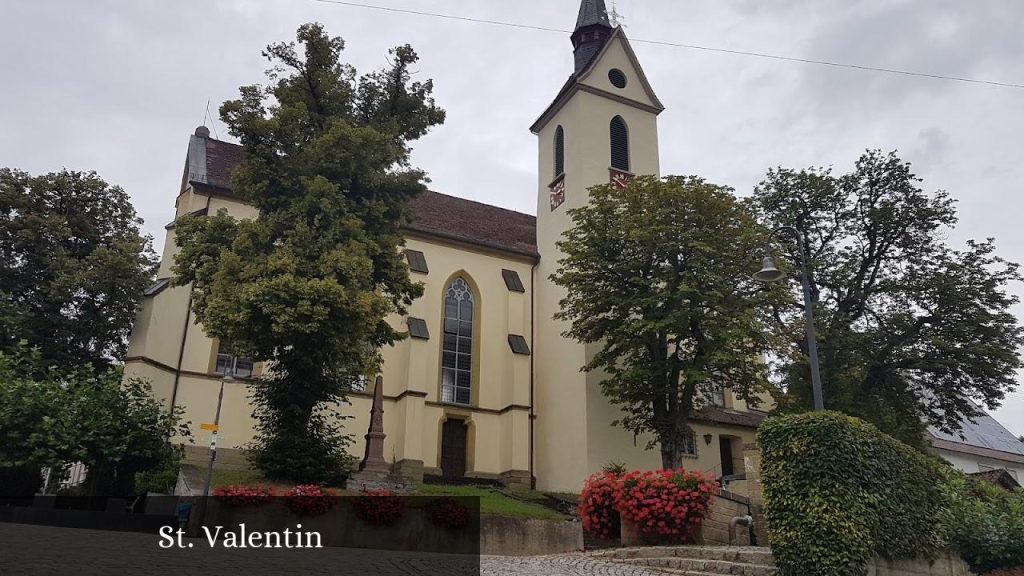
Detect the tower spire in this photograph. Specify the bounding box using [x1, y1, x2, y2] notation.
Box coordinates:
[575, 0, 611, 29]
[571, 0, 614, 73]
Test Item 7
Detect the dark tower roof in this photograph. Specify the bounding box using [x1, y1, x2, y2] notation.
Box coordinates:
[571, 0, 613, 73]
[576, 0, 611, 29]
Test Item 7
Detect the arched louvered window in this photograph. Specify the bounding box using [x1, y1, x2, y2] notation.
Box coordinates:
[610, 116, 630, 172]
[441, 277, 474, 405]
[554, 125, 565, 177]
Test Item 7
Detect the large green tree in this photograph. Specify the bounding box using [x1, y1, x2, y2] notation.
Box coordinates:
[173, 23, 444, 483]
[0, 169, 157, 372]
[553, 176, 784, 469]
[752, 150, 1024, 445]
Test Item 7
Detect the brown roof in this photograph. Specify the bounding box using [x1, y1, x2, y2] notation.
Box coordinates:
[692, 407, 767, 429]
[185, 135, 537, 258]
[406, 191, 538, 258]
[203, 138, 243, 190]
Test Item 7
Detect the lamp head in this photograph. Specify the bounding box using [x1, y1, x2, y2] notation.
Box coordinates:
[753, 255, 786, 283]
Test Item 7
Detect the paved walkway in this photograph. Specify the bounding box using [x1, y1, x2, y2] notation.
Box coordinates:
[0, 524, 663, 576]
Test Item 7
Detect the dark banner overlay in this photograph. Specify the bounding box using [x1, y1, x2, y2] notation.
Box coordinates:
[0, 496, 481, 576]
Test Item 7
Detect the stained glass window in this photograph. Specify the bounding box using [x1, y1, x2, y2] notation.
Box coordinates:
[441, 277, 474, 405]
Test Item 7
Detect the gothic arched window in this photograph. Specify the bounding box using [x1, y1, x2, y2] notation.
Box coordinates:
[610, 116, 630, 172]
[554, 125, 565, 177]
[441, 277, 474, 405]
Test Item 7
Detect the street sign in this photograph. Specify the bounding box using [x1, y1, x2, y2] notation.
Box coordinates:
[200, 423, 219, 432]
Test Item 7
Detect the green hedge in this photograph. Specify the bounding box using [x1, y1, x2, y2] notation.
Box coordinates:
[758, 411, 954, 576]
[949, 475, 1024, 573]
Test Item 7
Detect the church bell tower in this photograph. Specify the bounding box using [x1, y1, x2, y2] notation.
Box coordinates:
[530, 0, 665, 492]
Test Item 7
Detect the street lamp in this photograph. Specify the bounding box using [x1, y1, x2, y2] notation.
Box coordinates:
[753, 226, 824, 411]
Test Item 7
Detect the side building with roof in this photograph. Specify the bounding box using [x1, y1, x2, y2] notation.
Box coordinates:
[125, 0, 769, 492]
[927, 411, 1024, 485]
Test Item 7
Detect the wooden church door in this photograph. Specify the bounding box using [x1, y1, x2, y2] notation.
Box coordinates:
[441, 419, 468, 480]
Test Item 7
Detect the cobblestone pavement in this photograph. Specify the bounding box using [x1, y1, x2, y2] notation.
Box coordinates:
[0, 524, 664, 576]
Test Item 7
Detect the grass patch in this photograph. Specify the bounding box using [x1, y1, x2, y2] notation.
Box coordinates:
[203, 468, 568, 520]
[417, 484, 567, 520]
[210, 467, 269, 489]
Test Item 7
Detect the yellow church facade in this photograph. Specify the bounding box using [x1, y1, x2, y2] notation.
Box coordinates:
[124, 0, 767, 492]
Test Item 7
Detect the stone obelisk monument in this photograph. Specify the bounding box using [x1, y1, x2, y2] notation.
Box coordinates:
[345, 376, 414, 493]
[359, 375, 388, 473]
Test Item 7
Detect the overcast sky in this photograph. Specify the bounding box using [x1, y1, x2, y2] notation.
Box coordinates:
[2, 0, 1022, 435]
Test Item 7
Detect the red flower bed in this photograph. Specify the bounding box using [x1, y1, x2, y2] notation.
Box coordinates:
[351, 489, 406, 526]
[614, 469, 717, 543]
[579, 471, 623, 539]
[212, 484, 275, 506]
[427, 496, 471, 531]
[285, 484, 337, 516]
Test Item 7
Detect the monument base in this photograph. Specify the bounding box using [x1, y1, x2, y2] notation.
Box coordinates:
[345, 470, 416, 495]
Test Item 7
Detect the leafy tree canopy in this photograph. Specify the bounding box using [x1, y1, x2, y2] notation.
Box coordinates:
[0, 346, 189, 496]
[752, 150, 1024, 445]
[0, 169, 157, 373]
[553, 175, 785, 468]
[173, 23, 444, 483]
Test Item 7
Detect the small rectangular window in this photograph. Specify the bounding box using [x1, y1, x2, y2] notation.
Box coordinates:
[404, 249, 428, 274]
[347, 374, 368, 392]
[502, 269, 526, 293]
[407, 317, 430, 340]
[214, 342, 254, 378]
[709, 385, 726, 407]
[507, 334, 531, 355]
[143, 278, 171, 297]
[682, 431, 697, 457]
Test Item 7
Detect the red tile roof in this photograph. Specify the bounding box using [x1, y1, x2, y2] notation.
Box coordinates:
[188, 136, 537, 258]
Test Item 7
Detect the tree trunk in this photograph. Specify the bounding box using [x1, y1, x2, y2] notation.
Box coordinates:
[660, 439, 682, 470]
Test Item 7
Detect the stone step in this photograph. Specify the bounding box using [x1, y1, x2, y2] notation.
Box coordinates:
[615, 557, 778, 576]
[592, 546, 775, 566]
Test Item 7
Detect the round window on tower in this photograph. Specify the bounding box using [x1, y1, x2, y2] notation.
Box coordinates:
[608, 68, 627, 89]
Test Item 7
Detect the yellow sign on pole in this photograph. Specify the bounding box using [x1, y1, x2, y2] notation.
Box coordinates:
[200, 423, 219, 432]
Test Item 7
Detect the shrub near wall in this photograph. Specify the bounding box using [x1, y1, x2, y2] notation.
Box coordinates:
[949, 476, 1024, 574]
[758, 411, 953, 576]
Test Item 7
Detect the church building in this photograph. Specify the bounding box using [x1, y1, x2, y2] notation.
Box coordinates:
[125, 0, 767, 492]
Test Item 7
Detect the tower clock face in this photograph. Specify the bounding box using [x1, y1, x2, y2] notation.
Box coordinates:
[610, 169, 632, 189]
[550, 178, 566, 211]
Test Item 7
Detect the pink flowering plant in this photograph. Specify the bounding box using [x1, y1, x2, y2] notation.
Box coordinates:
[351, 489, 406, 526]
[285, 484, 337, 516]
[614, 469, 718, 543]
[579, 471, 623, 539]
[213, 484, 275, 506]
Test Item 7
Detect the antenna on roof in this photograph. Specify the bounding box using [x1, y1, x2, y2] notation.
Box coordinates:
[609, 1, 625, 28]
[203, 98, 220, 140]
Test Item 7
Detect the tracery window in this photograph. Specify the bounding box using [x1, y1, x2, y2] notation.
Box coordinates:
[441, 277, 474, 405]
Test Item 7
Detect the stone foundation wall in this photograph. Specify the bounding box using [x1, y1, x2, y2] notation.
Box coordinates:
[867, 553, 971, 576]
[480, 516, 583, 555]
[697, 489, 751, 546]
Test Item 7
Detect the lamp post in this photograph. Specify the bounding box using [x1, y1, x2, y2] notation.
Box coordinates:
[202, 367, 234, 498]
[753, 226, 824, 411]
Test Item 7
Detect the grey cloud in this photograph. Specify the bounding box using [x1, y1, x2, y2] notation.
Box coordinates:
[1, 0, 1020, 432]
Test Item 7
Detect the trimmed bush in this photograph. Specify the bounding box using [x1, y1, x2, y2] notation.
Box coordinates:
[758, 411, 953, 576]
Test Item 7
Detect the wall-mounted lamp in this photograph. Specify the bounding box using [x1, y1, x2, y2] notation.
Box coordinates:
[703, 433, 714, 446]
